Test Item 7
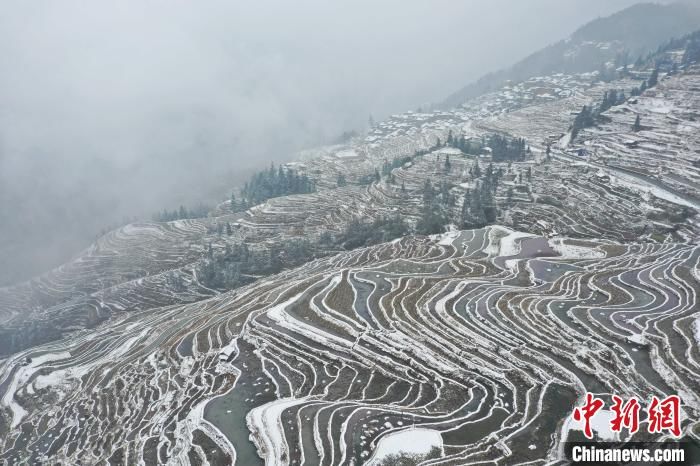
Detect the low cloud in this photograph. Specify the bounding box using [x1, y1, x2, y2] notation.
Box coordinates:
[0, 0, 653, 284]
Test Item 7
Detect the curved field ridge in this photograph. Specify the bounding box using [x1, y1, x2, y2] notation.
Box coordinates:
[1, 226, 698, 464]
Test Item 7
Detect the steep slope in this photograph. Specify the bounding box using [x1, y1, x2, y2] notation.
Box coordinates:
[2, 61, 700, 358]
[441, 1, 700, 108]
[1, 227, 698, 464]
[1, 16, 700, 465]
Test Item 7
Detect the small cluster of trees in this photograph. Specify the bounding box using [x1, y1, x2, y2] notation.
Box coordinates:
[234, 164, 315, 211]
[340, 215, 409, 249]
[446, 132, 481, 155]
[153, 204, 211, 222]
[446, 131, 529, 162]
[571, 90, 628, 140]
[571, 105, 596, 141]
[682, 32, 700, 65]
[571, 60, 667, 140]
[599, 89, 629, 113]
[446, 130, 482, 155]
[460, 163, 503, 228]
[416, 179, 450, 235]
[487, 134, 530, 162]
[198, 239, 314, 289]
[208, 221, 234, 236]
[571, 71, 660, 140]
[415, 161, 507, 234]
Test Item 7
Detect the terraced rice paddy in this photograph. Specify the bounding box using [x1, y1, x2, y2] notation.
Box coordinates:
[0, 227, 698, 464]
[1, 51, 700, 464]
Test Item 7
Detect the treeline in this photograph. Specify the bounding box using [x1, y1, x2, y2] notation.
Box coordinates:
[233, 164, 315, 211]
[153, 204, 211, 222]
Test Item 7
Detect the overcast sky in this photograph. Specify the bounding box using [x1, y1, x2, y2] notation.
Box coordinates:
[0, 0, 663, 284]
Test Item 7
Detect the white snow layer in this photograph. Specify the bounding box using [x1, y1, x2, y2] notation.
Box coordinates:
[562, 408, 619, 442]
[368, 427, 443, 464]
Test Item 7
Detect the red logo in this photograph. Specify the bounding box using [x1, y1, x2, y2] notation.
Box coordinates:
[610, 395, 641, 434]
[573, 393, 682, 439]
[573, 393, 605, 439]
[647, 395, 681, 437]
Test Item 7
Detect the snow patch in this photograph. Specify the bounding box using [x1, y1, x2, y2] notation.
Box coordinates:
[499, 230, 536, 257]
[247, 397, 309, 465]
[562, 408, 619, 441]
[549, 238, 605, 259]
[368, 428, 443, 464]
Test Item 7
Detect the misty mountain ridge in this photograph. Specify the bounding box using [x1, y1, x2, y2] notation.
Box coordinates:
[441, 1, 700, 108]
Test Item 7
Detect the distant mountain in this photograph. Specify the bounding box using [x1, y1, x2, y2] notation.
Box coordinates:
[440, 1, 700, 108]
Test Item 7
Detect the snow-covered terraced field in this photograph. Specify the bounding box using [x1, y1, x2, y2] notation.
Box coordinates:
[1, 41, 700, 464]
[580, 68, 700, 202]
[3, 67, 700, 359]
[1, 227, 698, 464]
[475, 77, 640, 148]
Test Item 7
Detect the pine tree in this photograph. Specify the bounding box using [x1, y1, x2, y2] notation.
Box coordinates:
[460, 191, 470, 226]
[469, 188, 486, 227]
[444, 155, 451, 172]
[648, 67, 659, 88]
[458, 135, 466, 152]
[633, 114, 642, 132]
[571, 105, 594, 141]
[422, 179, 434, 205]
